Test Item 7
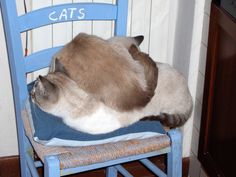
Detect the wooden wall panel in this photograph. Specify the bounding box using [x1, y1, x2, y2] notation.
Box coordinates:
[32, 1, 52, 52]
[31, 0, 53, 80]
[149, 0, 170, 63]
[130, 0, 152, 53]
[72, 0, 93, 37]
[52, 0, 73, 46]
[23, 0, 173, 81]
[126, 0, 132, 36]
[29, 0, 171, 64]
[17, 0, 34, 82]
[92, 0, 114, 39]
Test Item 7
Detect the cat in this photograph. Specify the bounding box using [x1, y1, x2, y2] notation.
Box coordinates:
[50, 33, 158, 112]
[128, 45, 192, 127]
[31, 44, 193, 134]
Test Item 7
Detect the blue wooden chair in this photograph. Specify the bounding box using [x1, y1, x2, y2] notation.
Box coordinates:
[0, 0, 182, 176]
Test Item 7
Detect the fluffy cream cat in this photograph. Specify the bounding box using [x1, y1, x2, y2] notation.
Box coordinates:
[31, 43, 192, 134]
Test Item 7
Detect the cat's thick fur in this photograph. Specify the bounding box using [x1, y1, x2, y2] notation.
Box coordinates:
[50, 33, 157, 111]
[31, 50, 193, 134]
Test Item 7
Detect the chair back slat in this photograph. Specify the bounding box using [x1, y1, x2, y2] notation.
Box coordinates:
[19, 3, 117, 32]
[25, 46, 63, 73]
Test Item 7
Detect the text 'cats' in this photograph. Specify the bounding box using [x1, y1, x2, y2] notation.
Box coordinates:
[48, 8, 85, 21]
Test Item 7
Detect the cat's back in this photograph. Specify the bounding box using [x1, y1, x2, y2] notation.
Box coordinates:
[52, 33, 150, 111]
[156, 62, 188, 90]
[153, 62, 192, 114]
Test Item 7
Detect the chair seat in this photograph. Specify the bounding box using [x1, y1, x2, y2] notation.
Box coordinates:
[22, 110, 170, 169]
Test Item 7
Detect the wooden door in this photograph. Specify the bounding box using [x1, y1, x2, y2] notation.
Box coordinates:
[198, 3, 236, 177]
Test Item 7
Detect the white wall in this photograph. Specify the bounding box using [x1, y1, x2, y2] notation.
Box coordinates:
[0, 0, 200, 158]
[188, 0, 211, 176]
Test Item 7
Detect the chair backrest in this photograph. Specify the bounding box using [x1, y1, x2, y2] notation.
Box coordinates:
[1, 0, 128, 110]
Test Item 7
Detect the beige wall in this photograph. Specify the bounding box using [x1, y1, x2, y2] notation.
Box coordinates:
[0, 0, 203, 160]
[0, 9, 19, 157]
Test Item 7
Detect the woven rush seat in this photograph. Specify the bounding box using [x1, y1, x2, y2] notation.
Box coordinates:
[22, 110, 170, 169]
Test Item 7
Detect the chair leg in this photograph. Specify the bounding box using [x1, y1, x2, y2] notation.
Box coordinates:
[106, 166, 118, 177]
[19, 135, 34, 177]
[167, 129, 182, 177]
[18, 154, 30, 177]
[19, 153, 34, 177]
[44, 155, 60, 177]
[27, 168, 32, 177]
[26, 153, 40, 177]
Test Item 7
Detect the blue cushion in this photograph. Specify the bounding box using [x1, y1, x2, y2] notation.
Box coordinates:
[27, 82, 166, 146]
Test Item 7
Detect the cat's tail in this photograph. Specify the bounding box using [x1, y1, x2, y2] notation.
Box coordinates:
[141, 111, 192, 128]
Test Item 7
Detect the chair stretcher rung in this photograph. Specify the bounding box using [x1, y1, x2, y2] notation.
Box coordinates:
[140, 158, 167, 177]
[60, 149, 170, 176]
[114, 165, 133, 177]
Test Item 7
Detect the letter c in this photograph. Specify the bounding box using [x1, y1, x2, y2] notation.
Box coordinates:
[49, 11, 58, 21]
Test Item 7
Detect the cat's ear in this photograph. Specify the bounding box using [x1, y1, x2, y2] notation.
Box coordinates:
[128, 44, 139, 56]
[38, 75, 56, 92]
[54, 58, 69, 76]
[133, 35, 144, 46]
[38, 75, 46, 83]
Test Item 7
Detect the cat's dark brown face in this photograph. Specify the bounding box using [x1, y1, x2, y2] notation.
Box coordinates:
[31, 75, 59, 111]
